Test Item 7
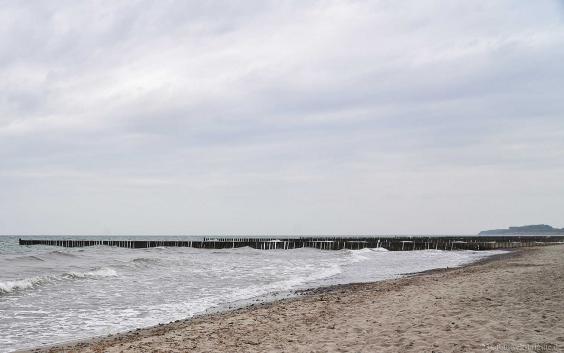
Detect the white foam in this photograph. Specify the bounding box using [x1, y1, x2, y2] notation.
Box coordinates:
[63, 267, 118, 279]
[370, 247, 390, 252]
[1, 267, 119, 295]
[347, 248, 372, 263]
[0, 277, 46, 294]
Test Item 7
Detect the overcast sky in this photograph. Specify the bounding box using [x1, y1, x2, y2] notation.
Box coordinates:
[1, 0, 563, 235]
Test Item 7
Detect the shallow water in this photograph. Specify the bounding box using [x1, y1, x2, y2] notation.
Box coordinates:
[0, 236, 503, 352]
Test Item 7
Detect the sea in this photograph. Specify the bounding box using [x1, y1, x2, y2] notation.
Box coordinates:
[0, 235, 503, 352]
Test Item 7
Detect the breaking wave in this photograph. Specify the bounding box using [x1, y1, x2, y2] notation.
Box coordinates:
[62, 267, 118, 279]
[49, 250, 77, 257]
[0, 277, 47, 294]
[0, 267, 118, 295]
[13, 255, 45, 262]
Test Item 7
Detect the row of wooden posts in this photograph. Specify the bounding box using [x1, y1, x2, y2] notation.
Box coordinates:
[18, 236, 564, 251]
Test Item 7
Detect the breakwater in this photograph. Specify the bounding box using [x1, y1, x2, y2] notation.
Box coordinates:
[18, 236, 564, 251]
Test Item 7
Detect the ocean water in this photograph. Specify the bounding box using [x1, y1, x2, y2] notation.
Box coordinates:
[0, 236, 503, 352]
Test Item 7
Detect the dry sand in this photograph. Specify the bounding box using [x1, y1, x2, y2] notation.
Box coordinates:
[25, 245, 564, 353]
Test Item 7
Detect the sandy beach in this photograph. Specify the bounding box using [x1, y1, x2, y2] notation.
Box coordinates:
[24, 245, 563, 353]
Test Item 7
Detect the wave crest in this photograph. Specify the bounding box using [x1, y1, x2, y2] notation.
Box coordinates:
[0, 277, 47, 294]
[1, 267, 118, 295]
[63, 268, 118, 279]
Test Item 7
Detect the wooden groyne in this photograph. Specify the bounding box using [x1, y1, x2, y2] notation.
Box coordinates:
[18, 236, 564, 251]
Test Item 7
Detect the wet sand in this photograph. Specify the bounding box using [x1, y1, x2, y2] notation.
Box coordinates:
[24, 245, 564, 353]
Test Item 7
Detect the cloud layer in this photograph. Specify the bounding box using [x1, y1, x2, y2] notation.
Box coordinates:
[1, 0, 563, 234]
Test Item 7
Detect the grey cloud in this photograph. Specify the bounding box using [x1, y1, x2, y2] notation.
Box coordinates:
[1, 0, 563, 234]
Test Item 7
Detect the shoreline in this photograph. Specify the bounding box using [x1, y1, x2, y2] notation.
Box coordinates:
[18, 246, 563, 352]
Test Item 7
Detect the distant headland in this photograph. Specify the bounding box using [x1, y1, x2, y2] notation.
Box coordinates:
[479, 224, 564, 235]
